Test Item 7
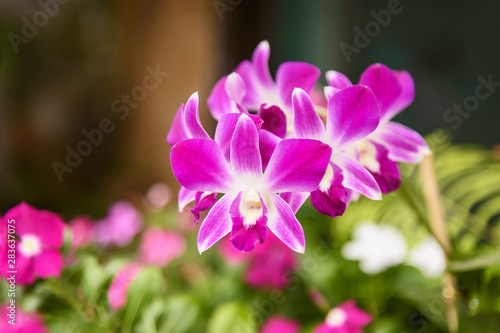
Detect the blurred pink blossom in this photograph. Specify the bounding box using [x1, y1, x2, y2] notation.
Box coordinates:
[260, 315, 300, 333]
[69, 215, 95, 249]
[313, 300, 372, 333]
[107, 263, 143, 311]
[95, 201, 143, 247]
[138, 228, 186, 267]
[0, 303, 48, 333]
[1, 202, 65, 285]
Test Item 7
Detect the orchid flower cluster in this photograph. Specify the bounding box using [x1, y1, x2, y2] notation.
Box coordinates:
[168, 41, 430, 254]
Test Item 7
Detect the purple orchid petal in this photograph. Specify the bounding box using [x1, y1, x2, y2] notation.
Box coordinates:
[259, 129, 281, 171]
[190, 191, 218, 224]
[235, 60, 262, 110]
[384, 70, 415, 120]
[310, 164, 348, 218]
[207, 76, 236, 120]
[251, 40, 274, 89]
[323, 86, 341, 101]
[292, 88, 325, 140]
[280, 192, 309, 214]
[369, 141, 401, 193]
[267, 194, 305, 253]
[171, 139, 234, 193]
[225, 72, 246, 103]
[264, 139, 332, 193]
[231, 114, 262, 176]
[375, 122, 430, 163]
[325, 70, 353, 89]
[215, 113, 263, 162]
[276, 61, 320, 109]
[184, 92, 210, 140]
[258, 104, 287, 138]
[326, 85, 380, 150]
[359, 63, 402, 119]
[178, 186, 196, 212]
[197, 194, 234, 253]
[332, 153, 382, 200]
[167, 104, 189, 146]
[229, 192, 268, 252]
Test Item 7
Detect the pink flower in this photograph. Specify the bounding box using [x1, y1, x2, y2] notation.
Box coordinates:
[95, 201, 143, 247]
[245, 233, 297, 290]
[69, 215, 95, 249]
[0, 303, 48, 333]
[313, 300, 372, 333]
[1, 202, 65, 285]
[107, 263, 143, 311]
[138, 228, 186, 267]
[218, 236, 250, 265]
[260, 316, 300, 333]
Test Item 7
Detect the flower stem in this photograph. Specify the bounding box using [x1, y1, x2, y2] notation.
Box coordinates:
[419, 155, 458, 333]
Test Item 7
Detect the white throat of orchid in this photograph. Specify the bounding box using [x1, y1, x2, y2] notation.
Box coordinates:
[326, 308, 347, 327]
[240, 190, 267, 227]
[319, 164, 334, 192]
[19, 234, 42, 257]
[355, 140, 380, 173]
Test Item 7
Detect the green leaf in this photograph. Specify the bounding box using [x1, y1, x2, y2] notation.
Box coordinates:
[206, 302, 256, 333]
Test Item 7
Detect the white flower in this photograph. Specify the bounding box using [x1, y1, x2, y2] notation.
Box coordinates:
[342, 221, 407, 274]
[408, 236, 446, 278]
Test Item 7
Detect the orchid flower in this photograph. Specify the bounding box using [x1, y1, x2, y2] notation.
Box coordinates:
[313, 300, 372, 333]
[291, 86, 382, 218]
[326, 64, 430, 193]
[170, 113, 332, 253]
[167, 92, 218, 223]
[1, 202, 65, 285]
[207, 40, 320, 137]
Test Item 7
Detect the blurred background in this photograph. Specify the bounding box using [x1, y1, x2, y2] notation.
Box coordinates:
[0, 0, 499, 216]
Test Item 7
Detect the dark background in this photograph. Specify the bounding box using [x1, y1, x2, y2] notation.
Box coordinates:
[0, 0, 498, 216]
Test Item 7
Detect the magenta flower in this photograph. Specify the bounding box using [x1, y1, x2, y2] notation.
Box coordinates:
[171, 113, 332, 253]
[107, 263, 143, 311]
[245, 232, 297, 290]
[313, 300, 372, 333]
[326, 64, 430, 193]
[0, 303, 48, 333]
[69, 215, 95, 249]
[138, 228, 186, 267]
[207, 40, 320, 122]
[1, 202, 65, 285]
[291, 86, 382, 218]
[95, 201, 142, 247]
[260, 316, 301, 333]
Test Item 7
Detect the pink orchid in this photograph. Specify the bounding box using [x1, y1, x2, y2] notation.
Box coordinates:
[170, 113, 332, 253]
[1, 202, 65, 285]
[313, 300, 372, 333]
[138, 228, 186, 267]
[260, 315, 301, 333]
[0, 303, 48, 333]
[326, 64, 430, 193]
[208, 40, 320, 121]
[291, 86, 382, 218]
[95, 201, 143, 247]
[107, 263, 143, 311]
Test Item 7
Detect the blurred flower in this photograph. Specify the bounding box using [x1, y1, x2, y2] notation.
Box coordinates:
[260, 315, 300, 333]
[245, 233, 297, 290]
[145, 182, 172, 210]
[69, 215, 95, 249]
[95, 201, 143, 247]
[107, 263, 143, 311]
[218, 236, 250, 265]
[342, 221, 407, 274]
[408, 236, 446, 278]
[313, 300, 372, 333]
[138, 228, 186, 267]
[1, 202, 65, 285]
[0, 303, 48, 333]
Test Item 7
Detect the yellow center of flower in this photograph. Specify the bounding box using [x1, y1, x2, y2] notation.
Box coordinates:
[356, 140, 380, 173]
[319, 164, 334, 193]
[19, 234, 42, 257]
[326, 308, 346, 327]
[240, 190, 266, 227]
